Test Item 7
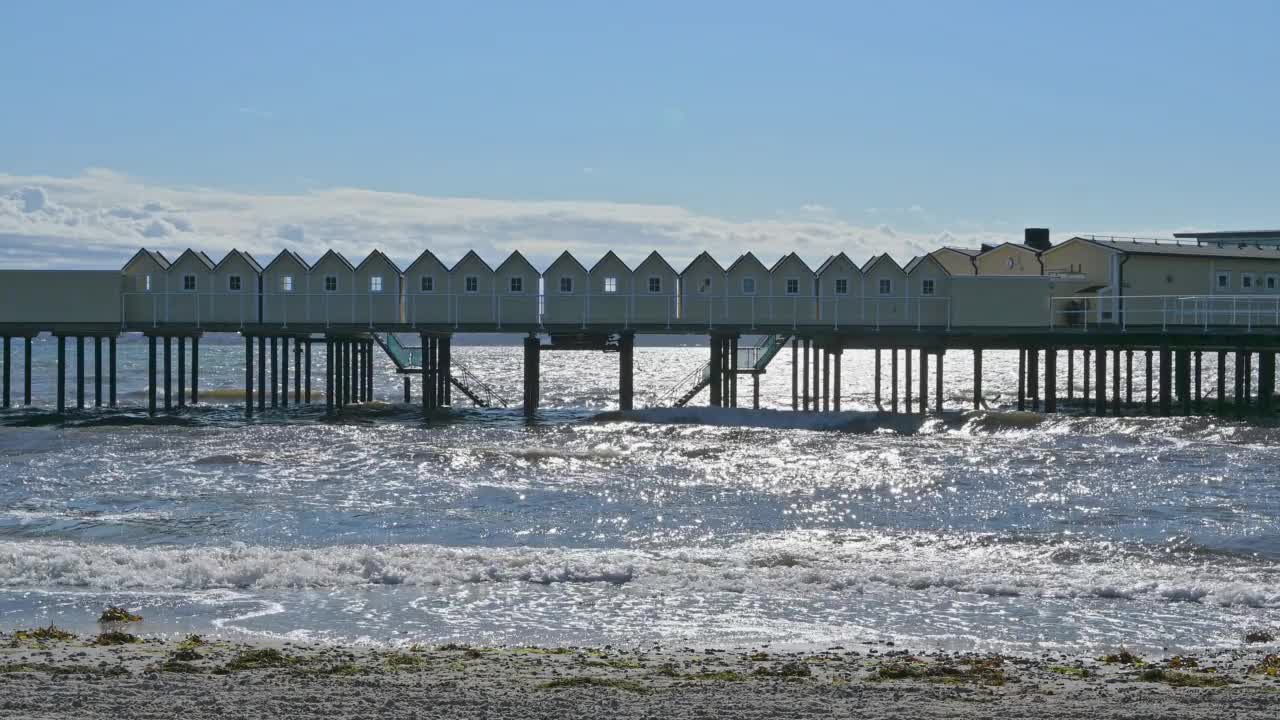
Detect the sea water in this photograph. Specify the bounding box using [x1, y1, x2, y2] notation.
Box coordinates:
[0, 335, 1277, 655]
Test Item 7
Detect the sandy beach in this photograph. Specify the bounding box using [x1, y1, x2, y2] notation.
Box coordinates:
[2, 628, 1277, 719]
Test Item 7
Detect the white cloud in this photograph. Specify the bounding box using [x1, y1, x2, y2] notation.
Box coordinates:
[0, 168, 1023, 271]
[799, 203, 832, 214]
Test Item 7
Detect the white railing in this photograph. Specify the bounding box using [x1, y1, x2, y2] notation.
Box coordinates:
[1050, 294, 1280, 331]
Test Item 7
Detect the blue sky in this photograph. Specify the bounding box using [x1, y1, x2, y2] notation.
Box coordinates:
[2, 2, 1278, 268]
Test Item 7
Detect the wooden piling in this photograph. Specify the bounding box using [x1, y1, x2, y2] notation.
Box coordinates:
[1017, 348, 1025, 411]
[1094, 345, 1106, 416]
[1044, 347, 1057, 413]
[1, 336, 7, 409]
[834, 348, 843, 412]
[729, 336, 738, 409]
[245, 335, 254, 417]
[823, 346, 831, 413]
[163, 336, 172, 411]
[934, 350, 943, 414]
[1145, 350, 1153, 413]
[1233, 350, 1244, 417]
[304, 339, 312, 404]
[619, 332, 634, 411]
[792, 339, 799, 411]
[325, 338, 334, 415]
[523, 334, 540, 416]
[1066, 349, 1074, 401]
[1176, 349, 1191, 415]
[972, 348, 983, 410]
[710, 335, 723, 408]
[76, 336, 85, 410]
[1111, 348, 1120, 415]
[800, 338, 809, 411]
[918, 348, 928, 415]
[280, 336, 289, 407]
[1083, 349, 1091, 406]
[94, 337, 102, 408]
[257, 337, 267, 411]
[1027, 347, 1039, 411]
[1159, 346, 1172, 416]
[25, 337, 34, 406]
[143, 335, 153, 416]
[905, 346, 914, 413]
[874, 348, 882, 409]
[441, 335, 452, 406]
[1194, 350, 1202, 413]
[890, 348, 899, 413]
[177, 336, 186, 408]
[1125, 350, 1133, 409]
[190, 336, 199, 405]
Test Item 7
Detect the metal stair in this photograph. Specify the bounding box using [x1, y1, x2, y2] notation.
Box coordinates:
[658, 334, 792, 407]
[372, 333, 511, 408]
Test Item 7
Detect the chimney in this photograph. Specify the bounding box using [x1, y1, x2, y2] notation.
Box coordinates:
[980, 243, 997, 253]
[1024, 228, 1051, 251]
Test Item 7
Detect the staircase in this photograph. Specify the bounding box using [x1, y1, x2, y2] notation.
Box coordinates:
[658, 334, 792, 407]
[372, 333, 511, 408]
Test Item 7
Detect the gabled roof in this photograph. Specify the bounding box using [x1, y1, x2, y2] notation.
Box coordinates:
[770, 251, 813, 274]
[679, 251, 724, 276]
[1173, 230, 1280, 241]
[861, 254, 904, 274]
[123, 248, 171, 272]
[450, 249, 493, 273]
[904, 255, 925, 273]
[355, 248, 402, 274]
[1089, 237, 1280, 260]
[313, 249, 355, 272]
[905, 253, 950, 276]
[405, 249, 449, 272]
[816, 252, 857, 275]
[977, 241, 1039, 257]
[588, 250, 631, 274]
[545, 250, 588, 274]
[634, 250, 676, 275]
[495, 250, 537, 273]
[263, 249, 310, 273]
[935, 246, 980, 257]
[213, 249, 262, 273]
[726, 251, 768, 274]
[173, 248, 215, 271]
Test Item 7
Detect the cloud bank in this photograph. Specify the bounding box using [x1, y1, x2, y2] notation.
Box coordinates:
[0, 169, 1018, 271]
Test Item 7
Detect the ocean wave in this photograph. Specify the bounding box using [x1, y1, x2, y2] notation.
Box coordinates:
[0, 534, 1275, 609]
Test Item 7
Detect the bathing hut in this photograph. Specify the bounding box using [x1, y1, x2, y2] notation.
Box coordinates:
[310, 250, 358, 326]
[404, 249, 451, 325]
[261, 249, 310, 327]
[450, 250, 496, 325]
[724, 252, 770, 327]
[211, 249, 262, 327]
[768, 252, 817, 327]
[355, 250, 403, 326]
[861, 254, 909, 326]
[542, 251, 589, 327]
[494, 251, 539, 327]
[586, 251, 633, 326]
[816, 252, 863, 327]
[678, 252, 726, 326]
[121, 248, 171, 326]
[631, 251, 678, 326]
[165, 249, 215, 326]
[905, 254, 952, 327]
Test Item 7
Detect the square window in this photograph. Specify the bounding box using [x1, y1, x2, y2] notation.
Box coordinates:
[465, 276, 479, 293]
[420, 276, 434, 292]
[785, 278, 799, 295]
[922, 279, 935, 296]
[742, 277, 756, 295]
[229, 275, 242, 291]
[1267, 275, 1278, 291]
[834, 278, 848, 295]
[282, 275, 294, 292]
[1216, 272, 1230, 289]
[370, 275, 383, 293]
[604, 277, 617, 293]
[699, 277, 712, 294]
[559, 276, 573, 294]
[648, 277, 661, 293]
[183, 274, 196, 291]
[325, 275, 338, 292]
[878, 278, 892, 295]
[509, 277, 523, 294]
[1242, 273, 1255, 290]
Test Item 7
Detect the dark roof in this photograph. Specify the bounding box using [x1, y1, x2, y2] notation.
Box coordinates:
[1173, 230, 1280, 240]
[936, 246, 980, 257]
[123, 248, 171, 271]
[547, 250, 588, 274]
[263, 249, 310, 272]
[174, 248, 215, 271]
[213, 249, 263, 273]
[406, 249, 448, 271]
[313, 249, 355, 272]
[450, 250, 493, 273]
[816, 252, 855, 275]
[588, 250, 631, 274]
[679, 251, 724, 276]
[635, 251, 676, 275]
[861, 254, 904, 274]
[1090, 238, 1280, 260]
[355, 249, 402, 274]
[769, 252, 812, 274]
[495, 250, 537, 273]
[725, 251, 766, 274]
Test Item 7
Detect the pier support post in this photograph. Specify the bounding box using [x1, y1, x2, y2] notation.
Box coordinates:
[934, 350, 943, 414]
[973, 348, 983, 410]
[1111, 349, 1121, 415]
[810, 340, 819, 412]
[1082, 349, 1091, 407]
[177, 336, 186, 408]
[823, 346, 832, 413]
[800, 338, 809, 411]
[367, 340, 375, 402]
[918, 348, 928, 415]
[404, 376, 411, 404]
[257, 337, 267, 411]
[293, 339, 301, 405]
[890, 348, 899, 413]
[1045, 347, 1057, 413]
[1028, 348, 1039, 411]
[76, 336, 85, 410]
[874, 348, 882, 410]
[441, 335, 452, 407]
[245, 335, 254, 417]
[523, 334, 540, 417]
[1259, 352, 1275, 414]
[1194, 350, 1202, 413]
[1094, 345, 1106, 416]
[753, 373, 760, 410]
[280, 337, 289, 407]
[1143, 350, 1153, 413]
[1176, 349, 1191, 416]
[324, 338, 334, 416]
[729, 336, 738, 409]
[1234, 350, 1246, 417]
[1016, 348, 1025, 411]
[305, 340, 312, 404]
[1216, 350, 1226, 415]
[835, 348, 843, 412]
[709, 335, 723, 408]
[1066, 349, 1074, 401]
[1125, 350, 1134, 410]
[190, 336, 199, 405]
[792, 339, 799, 411]
[93, 337, 102, 408]
[163, 336, 172, 411]
[1244, 352, 1253, 412]
[905, 346, 913, 414]
[351, 338, 360, 404]
[1159, 346, 1173, 416]
[25, 337, 34, 406]
[1, 336, 8, 409]
[145, 335, 154, 416]
[421, 334, 433, 412]
[619, 332, 634, 411]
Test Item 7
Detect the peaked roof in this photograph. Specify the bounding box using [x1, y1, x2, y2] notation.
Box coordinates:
[634, 250, 676, 275]
[679, 251, 724, 276]
[862, 253, 904, 274]
[546, 250, 588, 274]
[263, 249, 310, 272]
[588, 250, 631, 274]
[406, 248, 448, 271]
[213, 249, 262, 273]
[905, 253, 950, 275]
[313, 249, 355, 272]
[355, 248, 402, 274]
[450, 249, 493, 273]
[977, 241, 1039, 257]
[726, 251, 768, 274]
[174, 248, 215, 271]
[816, 252, 856, 275]
[123, 248, 171, 272]
[770, 251, 813, 273]
[935, 246, 980, 257]
[495, 250, 537, 273]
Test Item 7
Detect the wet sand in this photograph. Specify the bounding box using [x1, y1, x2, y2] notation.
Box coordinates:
[2, 630, 1278, 719]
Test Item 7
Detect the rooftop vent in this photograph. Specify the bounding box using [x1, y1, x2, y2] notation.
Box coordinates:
[1024, 228, 1051, 251]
